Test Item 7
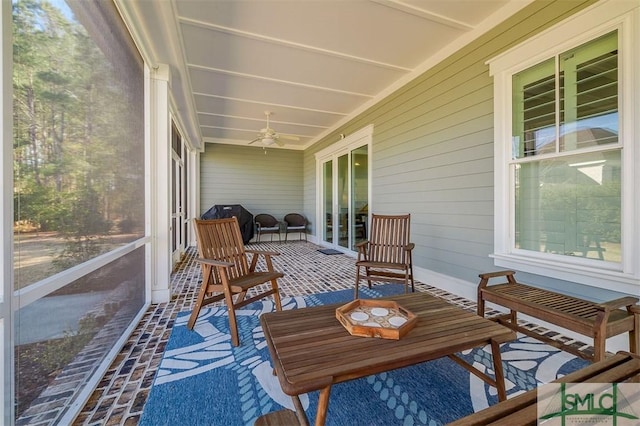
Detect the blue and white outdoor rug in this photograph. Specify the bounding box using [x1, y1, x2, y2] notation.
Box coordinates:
[139, 285, 589, 425]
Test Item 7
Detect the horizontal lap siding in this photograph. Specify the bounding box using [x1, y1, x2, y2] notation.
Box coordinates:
[303, 0, 595, 283]
[201, 143, 304, 219]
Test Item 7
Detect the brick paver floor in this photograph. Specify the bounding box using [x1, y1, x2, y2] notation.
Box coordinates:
[59, 241, 590, 425]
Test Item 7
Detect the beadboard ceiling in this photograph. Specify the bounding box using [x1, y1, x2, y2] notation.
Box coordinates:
[117, 0, 529, 150]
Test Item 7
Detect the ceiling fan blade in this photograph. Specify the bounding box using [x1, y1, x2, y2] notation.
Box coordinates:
[249, 112, 293, 146]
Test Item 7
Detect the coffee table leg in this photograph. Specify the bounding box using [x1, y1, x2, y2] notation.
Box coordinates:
[314, 385, 332, 426]
[291, 395, 310, 426]
[490, 339, 507, 401]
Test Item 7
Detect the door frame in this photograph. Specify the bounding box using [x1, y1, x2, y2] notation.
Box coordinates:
[170, 122, 186, 267]
[315, 125, 373, 252]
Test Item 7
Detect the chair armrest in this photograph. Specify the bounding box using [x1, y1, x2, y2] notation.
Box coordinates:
[355, 240, 369, 261]
[355, 240, 369, 249]
[246, 249, 281, 256]
[195, 257, 234, 268]
[595, 296, 640, 312]
[247, 249, 280, 273]
[405, 243, 415, 251]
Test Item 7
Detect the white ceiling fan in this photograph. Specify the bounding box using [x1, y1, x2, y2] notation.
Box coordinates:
[248, 111, 299, 147]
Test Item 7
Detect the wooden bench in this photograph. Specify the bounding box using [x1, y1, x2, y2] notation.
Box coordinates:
[449, 351, 640, 426]
[477, 270, 640, 362]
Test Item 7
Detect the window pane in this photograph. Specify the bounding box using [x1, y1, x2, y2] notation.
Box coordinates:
[515, 151, 621, 262]
[13, 0, 145, 289]
[15, 247, 145, 420]
[560, 31, 618, 152]
[351, 145, 368, 249]
[323, 160, 333, 243]
[512, 59, 556, 158]
[337, 154, 349, 249]
[12, 0, 146, 423]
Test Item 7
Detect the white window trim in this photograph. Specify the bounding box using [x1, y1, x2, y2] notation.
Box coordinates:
[487, 0, 640, 295]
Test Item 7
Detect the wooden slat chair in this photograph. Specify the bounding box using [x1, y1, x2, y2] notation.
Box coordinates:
[188, 217, 284, 346]
[354, 213, 415, 298]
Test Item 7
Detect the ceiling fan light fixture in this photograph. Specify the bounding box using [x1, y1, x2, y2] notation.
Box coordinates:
[262, 137, 275, 146]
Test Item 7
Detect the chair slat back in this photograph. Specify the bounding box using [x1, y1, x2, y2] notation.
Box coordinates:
[368, 214, 411, 264]
[194, 218, 250, 281]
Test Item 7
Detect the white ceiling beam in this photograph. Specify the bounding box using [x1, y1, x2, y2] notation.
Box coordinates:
[369, 0, 475, 31]
[197, 112, 331, 130]
[179, 17, 412, 72]
[193, 92, 349, 116]
[188, 64, 374, 98]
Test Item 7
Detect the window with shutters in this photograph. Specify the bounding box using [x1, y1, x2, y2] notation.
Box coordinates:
[488, 1, 639, 293]
[512, 31, 621, 262]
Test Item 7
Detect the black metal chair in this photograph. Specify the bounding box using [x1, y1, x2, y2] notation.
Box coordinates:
[255, 214, 281, 242]
[284, 213, 307, 242]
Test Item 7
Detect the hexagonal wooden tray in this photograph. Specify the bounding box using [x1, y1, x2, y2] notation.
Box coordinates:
[335, 299, 417, 340]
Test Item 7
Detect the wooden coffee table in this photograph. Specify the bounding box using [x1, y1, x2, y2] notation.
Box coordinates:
[259, 292, 517, 426]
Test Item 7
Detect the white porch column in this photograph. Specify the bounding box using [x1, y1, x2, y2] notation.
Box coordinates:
[148, 64, 172, 303]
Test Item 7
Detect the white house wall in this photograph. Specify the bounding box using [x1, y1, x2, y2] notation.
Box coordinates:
[200, 144, 304, 229]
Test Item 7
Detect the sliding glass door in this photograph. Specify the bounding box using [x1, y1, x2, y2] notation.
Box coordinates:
[322, 161, 333, 244]
[320, 142, 369, 251]
[171, 123, 187, 267]
[351, 145, 369, 247]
